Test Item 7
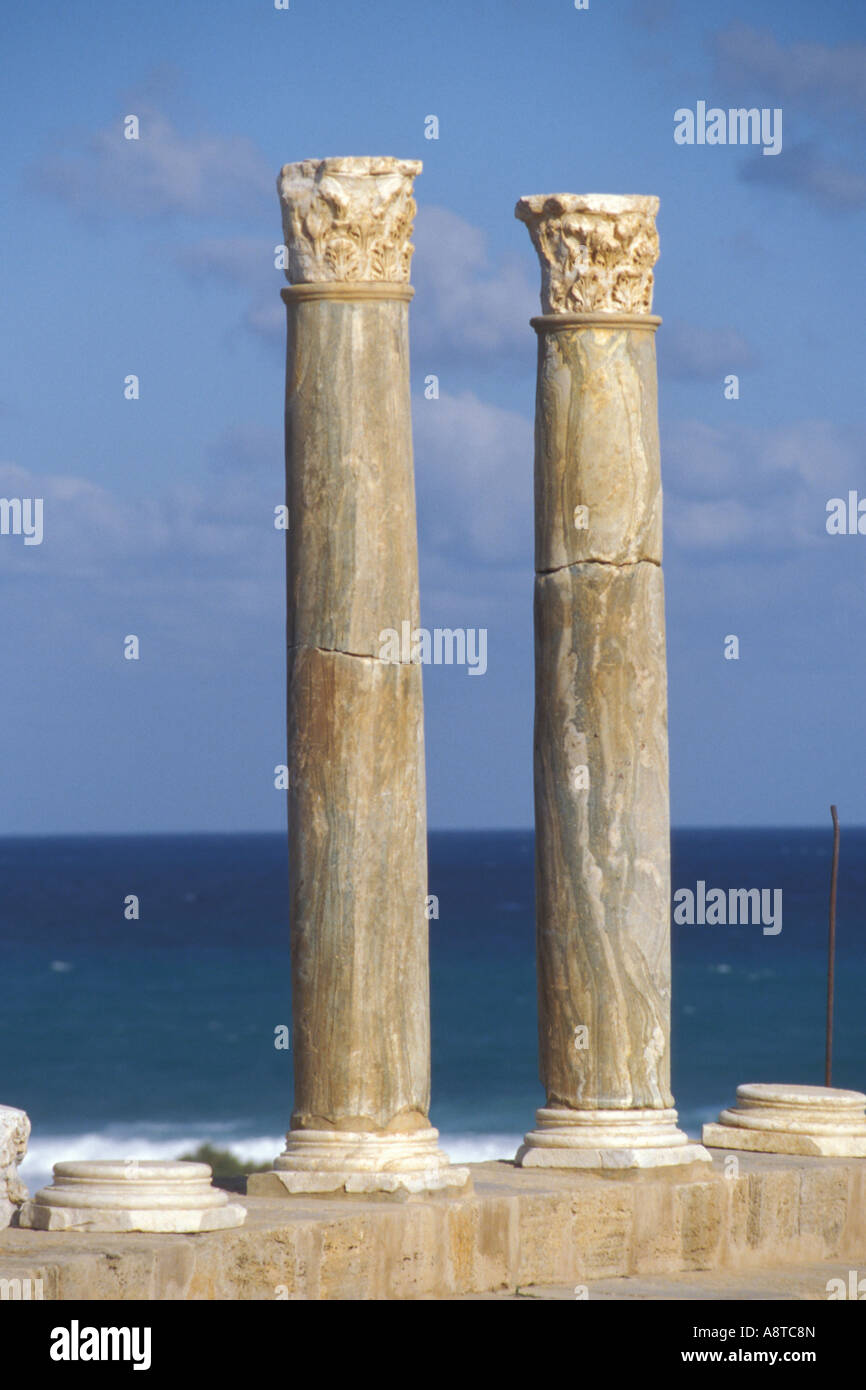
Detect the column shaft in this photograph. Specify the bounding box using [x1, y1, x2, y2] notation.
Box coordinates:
[515, 194, 709, 1170]
[251, 157, 468, 1196]
[286, 295, 429, 1130]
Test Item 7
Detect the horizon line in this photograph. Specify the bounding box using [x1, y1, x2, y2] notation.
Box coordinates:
[0, 823, 856, 840]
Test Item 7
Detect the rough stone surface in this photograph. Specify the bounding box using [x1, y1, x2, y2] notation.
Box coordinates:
[533, 561, 672, 1111]
[456, 1261, 866, 1300]
[515, 193, 660, 315]
[18, 1161, 246, 1234]
[0, 1105, 30, 1229]
[533, 324, 662, 569]
[704, 1084, 866, 1157]
[3, 1156, 865, 1300]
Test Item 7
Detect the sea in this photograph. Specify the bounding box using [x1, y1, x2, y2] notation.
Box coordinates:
[2, 828, 863, 1194]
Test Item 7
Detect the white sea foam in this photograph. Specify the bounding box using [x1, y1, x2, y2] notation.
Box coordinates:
[18, 1129, 284, 1196]
[17, 1122, 725, 1195]
[438, 1133, 524, 1164]
[18, 1128, 526, 1195]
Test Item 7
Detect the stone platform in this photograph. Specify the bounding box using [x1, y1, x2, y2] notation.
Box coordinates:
[456, 1262, 866, 1300]
[704, 1083, 866, 1157]
[1, 1152, 864, 1300]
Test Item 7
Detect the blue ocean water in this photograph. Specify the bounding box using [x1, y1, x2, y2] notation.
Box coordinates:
[1, 829, 863, 1191]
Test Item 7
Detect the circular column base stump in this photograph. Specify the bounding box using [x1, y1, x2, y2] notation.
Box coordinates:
[516, 1107, 712, 1170]
[247, 1127, 472, 1197]
[703, 1083, 866, 1157]
[18, 1160, 247, 1232]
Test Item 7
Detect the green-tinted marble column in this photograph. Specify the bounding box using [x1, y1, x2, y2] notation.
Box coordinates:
[251, 158, 468, 1197]
[515, 194, 710, 1171]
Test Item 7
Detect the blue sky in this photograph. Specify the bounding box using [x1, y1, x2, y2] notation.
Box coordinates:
[1, 0, 865, 832]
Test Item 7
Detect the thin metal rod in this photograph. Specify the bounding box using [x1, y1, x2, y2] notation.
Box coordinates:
[826, 805, 839, 1088]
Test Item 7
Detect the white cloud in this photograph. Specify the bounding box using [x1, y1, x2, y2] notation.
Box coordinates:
[173, 205, 540, 360]
[411, 207, 537, 365]
[34, 107, 272, 220]
[712, 26, 866, 211]
[713, 25, 866, 118]
[410, 402, 866, 570]
[741, 141, 866, 212]
[172, 236, 284, 343]
[0, 454, 282, 602]
[663, 418, 866, 552]
[414, 390, 533, 568]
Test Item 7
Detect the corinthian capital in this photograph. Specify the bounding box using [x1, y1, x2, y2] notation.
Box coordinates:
[277, 156, 422, 285]
[515, 193, 660, 314]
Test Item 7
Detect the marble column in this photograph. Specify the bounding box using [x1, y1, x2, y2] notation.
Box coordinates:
[514, 194, 710, 1170]
[250, 158, 468, 1197]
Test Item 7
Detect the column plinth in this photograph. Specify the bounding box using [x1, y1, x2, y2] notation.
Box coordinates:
[249, 157, 468, 1199]
[515, 193, 710, 1172]
[703, 1084, 866, 1157]
[19, 1161, 245, 1233]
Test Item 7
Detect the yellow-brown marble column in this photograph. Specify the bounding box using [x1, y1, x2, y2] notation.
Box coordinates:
[251, 158, 468, 1197]
[514, 194, 710, 1171]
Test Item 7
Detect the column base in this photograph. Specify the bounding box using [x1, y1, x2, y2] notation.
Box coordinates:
[1, 1104, 30, 1230]
[247, 1127, 472, 1197]
[516, 1107, 712, 1171]
[18, 1160, 247, 1232]
[703, 1083, 866, 1157]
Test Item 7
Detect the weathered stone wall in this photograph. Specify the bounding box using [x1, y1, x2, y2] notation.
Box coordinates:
[2, 1157, 865, 1299]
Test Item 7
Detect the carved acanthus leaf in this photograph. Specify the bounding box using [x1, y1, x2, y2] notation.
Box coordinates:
[278, 157, 422, 284]
[515, 193, 660, 314]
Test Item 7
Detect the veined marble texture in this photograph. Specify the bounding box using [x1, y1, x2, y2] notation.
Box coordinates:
[533, 323, 662, 570]
[534, 560, 672, 1111]
[288, 645, 430, 1132]
[516, 194, 707, 1169]
[284, 295, 420, 657]
[264, 159, 464, 1194]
